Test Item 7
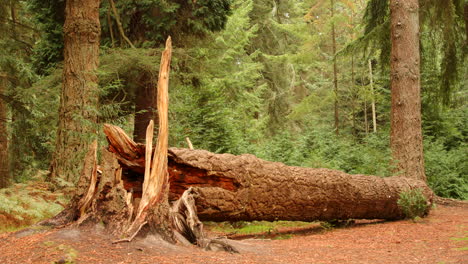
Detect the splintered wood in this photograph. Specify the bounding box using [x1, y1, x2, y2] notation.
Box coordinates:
[125, 36, 172, 238]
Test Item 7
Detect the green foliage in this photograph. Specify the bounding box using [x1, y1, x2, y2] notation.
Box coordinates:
[253, 126, 393, 177]
[0, 172, 67, 232]
[0, 0, 465, 202]
[8, 69, 60, 182]
[27, 0, 65, 74]
[397, 189, 429, 220]
[168, 0, 266, 154]
[424, 139, 467, 200]
[0, 0, 54, 182]
[101, 0, 231, 47]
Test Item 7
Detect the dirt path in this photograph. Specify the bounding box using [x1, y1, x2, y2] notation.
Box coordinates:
[1, 205, 467, 264]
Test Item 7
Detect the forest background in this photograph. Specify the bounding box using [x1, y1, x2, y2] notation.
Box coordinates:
[0, 0, 466, 210]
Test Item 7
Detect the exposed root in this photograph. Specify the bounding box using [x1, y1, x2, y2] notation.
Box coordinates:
[112, 221, 148, 244]
[171, 187, 239, 253]
[434, 196, 468, 207]
[200, 238, 239, 253]
[171, 187, 204, 244]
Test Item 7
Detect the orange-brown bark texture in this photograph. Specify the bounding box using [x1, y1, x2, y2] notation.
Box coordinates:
[168, 148, 432, 222]
[50, 0, 101, 183]
[390, 0, 425, 181]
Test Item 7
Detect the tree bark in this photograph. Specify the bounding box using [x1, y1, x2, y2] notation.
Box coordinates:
[0, 76, 9, 188]
[102, 124, 433, 222]
[169, 148, 433, 222]
[49, 0, 101, 183]
[390, 0, 426, 181]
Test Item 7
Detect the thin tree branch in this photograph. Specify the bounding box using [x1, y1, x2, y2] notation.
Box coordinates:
[108, 0, 135, 48]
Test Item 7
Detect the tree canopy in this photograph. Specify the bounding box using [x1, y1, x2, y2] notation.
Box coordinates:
[0, 0, 466, 199]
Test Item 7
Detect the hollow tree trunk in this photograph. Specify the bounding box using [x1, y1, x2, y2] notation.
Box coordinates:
[103, 124, 434, 222]
[49, 0, 101, 183]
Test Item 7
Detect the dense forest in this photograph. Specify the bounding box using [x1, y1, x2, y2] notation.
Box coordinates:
[0, 0, 466, 203]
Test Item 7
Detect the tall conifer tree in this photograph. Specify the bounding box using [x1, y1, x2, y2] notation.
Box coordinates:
[50, 0, 101, 183]
[390, 0, 426, 181]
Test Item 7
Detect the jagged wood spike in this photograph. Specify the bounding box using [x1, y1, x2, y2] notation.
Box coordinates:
[125, 36, 172, 238]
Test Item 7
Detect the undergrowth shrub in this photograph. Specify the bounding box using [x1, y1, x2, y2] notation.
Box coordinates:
[0, 172, 68, 232]
[397, 189, 429, 220]
[253, 127, 392, 177]
[424, 139, 467, 200]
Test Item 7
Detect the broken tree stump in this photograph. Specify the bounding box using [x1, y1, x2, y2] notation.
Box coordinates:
[40, 37, 238, 252]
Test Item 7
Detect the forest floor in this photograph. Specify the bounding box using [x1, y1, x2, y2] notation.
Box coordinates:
[0, 204, 467, 264]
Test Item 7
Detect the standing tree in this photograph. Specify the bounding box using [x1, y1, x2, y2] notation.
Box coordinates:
[389, 0, 425, 181]
[49, 0, 101, 183]
[368, 59, 377, 133]
[0, 75, 8, 188]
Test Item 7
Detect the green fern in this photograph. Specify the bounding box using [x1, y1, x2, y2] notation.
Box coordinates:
[397, 189, 429, 220]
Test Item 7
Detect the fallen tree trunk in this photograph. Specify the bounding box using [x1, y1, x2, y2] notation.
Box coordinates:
[103, 125, 433, 222]
[169, 148, 433, 221]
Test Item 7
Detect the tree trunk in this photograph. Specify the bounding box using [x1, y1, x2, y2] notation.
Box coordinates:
[106, 7, 115, 48]
[390, 0, 426, 181]
[0, 76, 9, 188]
[169, 148, 433, 222]
[331, 0, 339, 135]
[49, 0, 101, 184]
[133, 72, 158, 143]
[368, 59, 377, 133]
[102, 124, 433, 222]
[351, 55, 356, 135]
[363, 74, 369, 134]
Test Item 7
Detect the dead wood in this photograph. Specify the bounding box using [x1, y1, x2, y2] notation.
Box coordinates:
[40, 37, 239, 252]
[168, 148, 433, 222]
[102, 123, 433, 222]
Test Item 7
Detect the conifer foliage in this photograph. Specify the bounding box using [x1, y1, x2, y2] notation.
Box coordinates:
[0, 0, 465, 199]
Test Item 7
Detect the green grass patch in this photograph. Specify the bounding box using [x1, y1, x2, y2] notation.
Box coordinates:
[204, 220, 314, 237]
[454, 247, 468, 251]
[450, 236, 468, 251]
[450, 237, 468, 241]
